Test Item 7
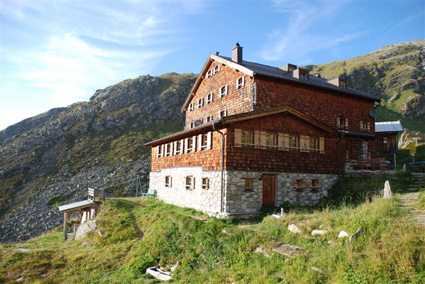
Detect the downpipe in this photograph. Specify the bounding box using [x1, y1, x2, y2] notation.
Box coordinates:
[212, 121, 226, 213]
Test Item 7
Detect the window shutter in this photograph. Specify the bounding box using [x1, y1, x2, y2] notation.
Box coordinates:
[173, 141, 177, 155]
[254, 130, 260, 148]
[292, 180, 297, 190]
[345, 119, 349, 129]
[336, 117, 340, 128]
[283, 134, 289, 151]
[161, 144, 165, 157]
[367, 122, 371, 131]
[260, 131, 267, 149]
[191, 176, 195, 189]
[169, 143, 174, 156]
[184, 138, 189, 153]
[278, 133, 284, 150]
[234, 129, 242, 147]
[309, 180, 313, 191]
[192, 136, 196, 152]
[319, 180, 322, 189]
[198, 134, 203, 150]
[170, 177, 172, 187]
[206, 132, 212, 150]
[300, 136, 307, 152]
[305, 136, 310, 152]
[156, 146, 160, 158]
[319, 137, 325, 153]
[359, 121, 363, 131]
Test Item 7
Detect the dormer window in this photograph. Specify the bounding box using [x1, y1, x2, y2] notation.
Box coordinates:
[213, 64, 220, 74]
[197, 98, 204, 108]
[293, 68, 309, 81]
[219, 85, 228, 97]
[236, 76, 244, 89]
[340, 80, 347, 89]
[299, 72, 308, 81]
[188, 102, 194, 111]
[206, 92, 214, 104]
[206, 69, 213, 78]
[327, 77, 347, 89]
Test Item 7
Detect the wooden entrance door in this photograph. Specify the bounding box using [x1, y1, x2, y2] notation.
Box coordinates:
[262, 174, 276, 207]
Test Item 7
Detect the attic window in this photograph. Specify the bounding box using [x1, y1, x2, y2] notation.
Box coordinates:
[206, 115, 213, 122]
[236, 76, 244, 89]
[219, 85, 228, 97]
[219, 109, 228, 118]
[206, 70, 213, 78]
[213, 64, 220, 74]
[197, 98, 204, 108]
[336, 117, 348, 130]
[340, 80, 347, 89]
[188, 102, 194, 111]
[300, 72, 308, 81]
[189, 122, 195, 129]
[206, 92, 214, 104]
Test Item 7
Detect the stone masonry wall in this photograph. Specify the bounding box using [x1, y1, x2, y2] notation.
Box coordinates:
[149, 167, 222, 213]
[224, 170, 338, 214]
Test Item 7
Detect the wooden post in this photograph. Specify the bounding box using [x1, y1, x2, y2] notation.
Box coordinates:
[63, 212, 68, 241]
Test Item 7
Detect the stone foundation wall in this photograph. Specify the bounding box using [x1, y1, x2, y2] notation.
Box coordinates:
[149, 167, 222, 213]
[150, 168, 338, 216]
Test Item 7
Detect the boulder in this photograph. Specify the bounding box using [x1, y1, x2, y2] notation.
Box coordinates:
[338, 231, 349, 238]
[273, 243, 304, 258]
[383, 181, 392, 199]
[75, 220, 97, 240]
[311, 229, 328, 236]
[287, 224, 301, 234]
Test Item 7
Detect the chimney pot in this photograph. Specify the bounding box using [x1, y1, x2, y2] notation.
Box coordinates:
[231, 43, 243, 64]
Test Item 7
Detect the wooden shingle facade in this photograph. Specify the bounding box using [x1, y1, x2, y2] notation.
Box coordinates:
[145, 44, 380, 216]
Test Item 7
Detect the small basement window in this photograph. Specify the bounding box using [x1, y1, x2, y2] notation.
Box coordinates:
[213, 64, 220, 74]
[202, 178, 210, 190]
[219, 85, 228, 97]
[236, 76, 244, 89]
[197, 98, 204, 108]
[188, 102, 194, 111]
[165, 176, 172, 187]
[206, 92, 214, 104]
[244, 178, 254, 190]
[311, 180, 322, 192]
[185, 176, 195, 190]
[206, 115, 213, 122]
[293, 180, 307, 192]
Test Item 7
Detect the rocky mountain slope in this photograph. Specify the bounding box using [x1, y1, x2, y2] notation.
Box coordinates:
[305, 39, 425, 132]
[1, 39, 424, 243]
[0, 73, 197, 242]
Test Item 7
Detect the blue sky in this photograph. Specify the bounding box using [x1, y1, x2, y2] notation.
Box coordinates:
[0, 0, 424, 130]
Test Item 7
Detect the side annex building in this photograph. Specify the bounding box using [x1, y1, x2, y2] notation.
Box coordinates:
[145, 44, 380, 217]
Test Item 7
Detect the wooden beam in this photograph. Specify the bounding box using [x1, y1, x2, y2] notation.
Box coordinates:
[63, 212, 68, 241]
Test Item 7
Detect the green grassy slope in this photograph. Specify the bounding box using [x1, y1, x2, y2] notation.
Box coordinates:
[1, 175, 424, 284]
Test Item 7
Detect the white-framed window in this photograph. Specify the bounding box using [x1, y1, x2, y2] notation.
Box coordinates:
[219, 85, 228, 97]
[156, 145, 163, 158]
[189, 122, 195, 129]
[213, 64, 220, 74]
[206, 69, 213, 78]
[165, 143, 173, 157]
[309, 137, 320, 153]
[360, 121, 371, 132]
[236, 76, 244, 89]
[165, 176, 172, 187]
[188, 102, 194, 111]
[174, 140, 183, 155]
[198, 132, 212, 151]
[219, 109, 228, 118]
[206, 115, 213, 122]
[300, 72, 308, 81]
[206, 92, 214, 104]
[265, 132, 278, 149]
[197, 98, 204, 108]
[202, 177, 210, 190]
[185, 136, 196, 153]
[185, 176, 195, 190]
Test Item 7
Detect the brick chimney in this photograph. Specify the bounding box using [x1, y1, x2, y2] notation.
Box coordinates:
[231, 43, 243, 64]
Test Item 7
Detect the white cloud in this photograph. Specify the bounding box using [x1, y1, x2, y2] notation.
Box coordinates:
[259, 0, 360, 64]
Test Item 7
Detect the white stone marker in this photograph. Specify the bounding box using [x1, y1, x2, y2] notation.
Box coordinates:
[383, 180, 392, 199]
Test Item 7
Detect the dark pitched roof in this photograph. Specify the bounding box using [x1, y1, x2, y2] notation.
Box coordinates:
[145, 106, 337, 147]
[216, 55, 380, 102]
